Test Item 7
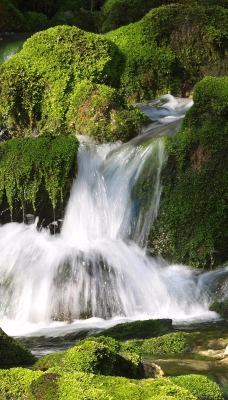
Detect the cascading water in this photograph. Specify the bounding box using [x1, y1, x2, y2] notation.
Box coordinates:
[0, 95, 227, 337]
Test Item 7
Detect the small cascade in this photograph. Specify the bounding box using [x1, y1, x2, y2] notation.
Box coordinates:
[0, 95, 227, 337]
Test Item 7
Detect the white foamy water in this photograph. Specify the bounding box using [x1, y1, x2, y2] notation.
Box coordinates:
[0, 96, 227, 338]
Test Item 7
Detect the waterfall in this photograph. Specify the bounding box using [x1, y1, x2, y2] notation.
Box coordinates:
[0, 96, 227, 337]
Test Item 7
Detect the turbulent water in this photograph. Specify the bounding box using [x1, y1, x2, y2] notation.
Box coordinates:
[0, 95, 227, 338]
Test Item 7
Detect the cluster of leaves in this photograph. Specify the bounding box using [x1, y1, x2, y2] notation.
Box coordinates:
[108, 3, 228, 101]
[0, 135, 78, 215]
[150, 76, 228, 268]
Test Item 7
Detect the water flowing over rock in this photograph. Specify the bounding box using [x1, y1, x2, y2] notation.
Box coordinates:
[0, 96, 227, 338]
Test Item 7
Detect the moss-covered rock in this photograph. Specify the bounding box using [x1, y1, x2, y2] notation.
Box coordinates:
[0, 328, 36, 367]
[0, 25, 146, 142]
[96, 319, 173, 340]
[150, 76, 228, 268]
[121, 332, 189, 356]
[34, 336, 145, 379]
[100, 0, 228, 33]
[0, 367, 43, 400]
[0, 135, 78, 224]
[170, 374, 224, 400]
[108, 3, 228, 101]
[66, 79, 147, 142]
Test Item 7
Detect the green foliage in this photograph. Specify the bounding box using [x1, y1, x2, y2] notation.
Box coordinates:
[95, 319, 172, 340]
[0, 367, 42, 400]
[0, 135, 78, 214]
[108, 3, 228, 101]
[150, 77, 228, 268]
[0, 328, 36, 367]
[170, 374, 224, 400]
[0, 25, 125, 139]
[209, 300, 228, 319]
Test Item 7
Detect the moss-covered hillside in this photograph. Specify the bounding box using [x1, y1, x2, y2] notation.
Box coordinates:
[150, 76, 228, 268]
[108, 3, 228, 100]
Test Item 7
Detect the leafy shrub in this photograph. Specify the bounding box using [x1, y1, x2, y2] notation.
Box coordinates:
[170, 374, 224, 400]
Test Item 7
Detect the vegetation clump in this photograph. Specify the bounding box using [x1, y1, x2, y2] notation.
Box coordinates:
[34, 336, 144, 379]
[95, 319, 173, 340]
[150, 76, 228, 268]
[170, 374, 224, 400]
[0, 328, 36, 367]
[121, 332, 189, 356]
[0, 25, 146, 142]
[108, 3, 228, 100]
[0, 135, 78, 223]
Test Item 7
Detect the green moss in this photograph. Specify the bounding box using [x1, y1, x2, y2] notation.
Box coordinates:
[0, 135, 78, 217]
[33, 352, 65, 371]
[66, 79, 147, 142]
[0, 25, 124, 138]
[141, 333, 188, 355]
[95, 319, 173, 340]
[0, 328, 36, 367]
[108, 4, 228, 101]
[0, 367, 42, 400]
[170, 374, 224, 400]
[30, 372, 60, 400]
[141, 378, 197, 399]
[150, 76, 228, 268]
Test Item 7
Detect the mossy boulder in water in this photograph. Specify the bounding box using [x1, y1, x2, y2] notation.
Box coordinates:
[108, 3, 228, 100]
[34, 336, 145, 379]
[0, 25, 146, 142]
[0, 328, 36, 367]
[95, 319, 173, 340]
[150, 76, 228, 268]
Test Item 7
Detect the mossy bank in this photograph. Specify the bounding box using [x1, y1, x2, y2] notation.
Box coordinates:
[149, 76, 228, 268]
